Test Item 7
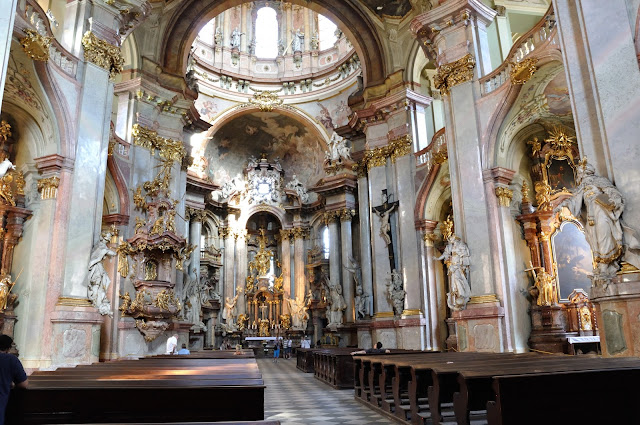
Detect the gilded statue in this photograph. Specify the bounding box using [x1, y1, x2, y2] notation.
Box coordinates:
[165, 210, 176, 234]
[150, 216, 164, 236]
[119, 292, 131, 316]
[273, 274, 284, 293]
[154, 289, 171, 311]
[579, 306, 593, 331]
[237, 313, 249, 331]
[554, 158, 640, 284]
[0, 274, 18, 311]
[525, 262, 558, 306]
[535, 181, 552, 211]
[0, 174, 15, 206]
[280, 314, 291, 330]
[144, 260, 158, 281]
[259, 319, 270, 337]
[246, 276, 256, 293]
[87, 232, 116, 316]
[134, 217, 146, 234]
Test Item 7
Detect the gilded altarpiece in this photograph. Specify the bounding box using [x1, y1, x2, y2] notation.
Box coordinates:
[518, 128, 598, 353]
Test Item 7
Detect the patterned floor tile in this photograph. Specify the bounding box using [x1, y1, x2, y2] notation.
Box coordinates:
[258, 358, 396, 425]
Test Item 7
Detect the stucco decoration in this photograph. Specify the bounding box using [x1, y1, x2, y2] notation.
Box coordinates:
[204, 112, 325, 188]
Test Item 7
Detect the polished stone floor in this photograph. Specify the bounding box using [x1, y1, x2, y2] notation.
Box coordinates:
[258, 357, 395, 425]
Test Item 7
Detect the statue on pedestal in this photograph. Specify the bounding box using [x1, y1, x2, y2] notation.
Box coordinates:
[435, 225, 471, 311]
[286, 174, 309, 204]
[292, 29, 304, 52]
[230, 27, 243, 49]
[554, 158, 640, 284]
[87, 232, 115, 316]
[327, 279, 346, 326]
[223, 293, 239, 325]
[386, 269, 405, 315]
[525, 262, 558, 306]
[325, 132, 352, 163]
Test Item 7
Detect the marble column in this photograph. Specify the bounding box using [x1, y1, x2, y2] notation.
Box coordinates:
[0, 0, 17, 111]
[485, 167, 523, 352]
[280, 230, 292, 300]
[222, 222, 236, 307]
[340, 210, 355, 323]
[421, 221, 441, 351]
[494, 6, 512, 61]
[303, 7, 310, 51]
[367, 163, 394, 315]
[357, 174, 374, 317]
[223, 10, 231, 47]
[235, 230, 247, 316]
[189, 216, 202, 280]
[327, 217, 341, 291]
[62, 59, 114, 298]
[554, 0, 640, 226]
[393, 148, 423, 316]
[412, 1, 497, 296]
[240, 3, 248, 51]
[293, 229, 306, 301]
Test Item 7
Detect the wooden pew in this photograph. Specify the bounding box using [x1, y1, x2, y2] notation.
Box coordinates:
[8, 354, 266, 424]
[296, 348, 315, 373]
[486, 368, 640, 425]
[453, 356, 640, 425]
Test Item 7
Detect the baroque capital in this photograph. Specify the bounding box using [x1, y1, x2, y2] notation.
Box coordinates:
[131, 124, 187, 163]
[339, 208, 356, 222]
[37, 176, 60, 200]
[433, 54, 476, 96]
[81, 31, 124, 79]
[495, 187, 514, 208]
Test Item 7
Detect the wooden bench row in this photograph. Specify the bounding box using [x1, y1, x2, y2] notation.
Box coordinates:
[8, 351, 270, 425]
[353, 351, 640, 425]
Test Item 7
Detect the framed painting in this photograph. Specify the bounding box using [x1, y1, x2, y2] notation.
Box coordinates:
[545, 157, 576, 194]
[551, 220, 593, 301]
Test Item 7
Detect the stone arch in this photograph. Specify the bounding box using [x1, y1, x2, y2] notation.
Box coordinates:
[237, 205, 286, 230]
[160, 0, 387, 87]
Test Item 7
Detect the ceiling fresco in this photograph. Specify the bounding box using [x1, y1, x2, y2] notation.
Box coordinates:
[204, 112, 326, 188]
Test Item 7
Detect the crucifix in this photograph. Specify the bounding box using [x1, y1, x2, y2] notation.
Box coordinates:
[259, 302, 269, 320]
[372, 189, 399, 271]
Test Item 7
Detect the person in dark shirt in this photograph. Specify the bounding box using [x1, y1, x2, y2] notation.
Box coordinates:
[351, 341, 390, 355]
[0, 335, 27, 425]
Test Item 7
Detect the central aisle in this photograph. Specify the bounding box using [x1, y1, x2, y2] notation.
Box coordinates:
[258, 358, 395, 425]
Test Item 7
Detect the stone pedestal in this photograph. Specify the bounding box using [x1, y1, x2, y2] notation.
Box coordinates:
[590, 273, 640, 357]
[50, 304, 103, 367]
[451, 301, 505, 352]
[528, 305, 573, 354]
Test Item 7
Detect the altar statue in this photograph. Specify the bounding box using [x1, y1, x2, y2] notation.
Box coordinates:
[435, 234, 471, 311]
[555, 158, 640, 283]
[87, 232, 115, 316]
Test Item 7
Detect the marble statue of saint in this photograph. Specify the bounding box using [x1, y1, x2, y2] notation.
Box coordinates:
[386, 269, 405, 315]
[435, 235, 471, 310]
[354, 283, 369, 320]
[230, 27, 243, 49]
[326, 132, 352, 162]
[343, 255, 362, 288]
[223, 293, 239, 325]
[87, 232, 116, 316]
[214, 27, 223, 45]
[287, 297, 308, 329]
[292, 29, 304, 52]
[286, 174, 309, 204]
[555, 158, 640, 283]
[183, 259, 205, 331]
[374, 195, 395, 246]
[327, 282, 346, 326]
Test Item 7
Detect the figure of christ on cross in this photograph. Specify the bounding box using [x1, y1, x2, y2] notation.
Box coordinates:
[372, 189, 399, 271]
[259, 302, 269, 320]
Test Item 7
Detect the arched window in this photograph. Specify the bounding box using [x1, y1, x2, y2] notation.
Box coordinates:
[322, 226, 330, 260]
[255, 7, 278, 58]
[318, 15, 337, 50]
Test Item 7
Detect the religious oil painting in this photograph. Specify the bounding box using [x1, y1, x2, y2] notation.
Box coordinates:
[546, 157, 575, 193]
[552, 221, 593, 300]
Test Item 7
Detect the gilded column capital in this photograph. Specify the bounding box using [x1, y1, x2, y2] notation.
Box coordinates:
[495, 187, 513, 208]
[279, 229, 292, 241]
[322, 211, 338, 226]
[339, 208, 356, 222]
[433, 53, 476, 96]
[390, 135, 412, 163]
[20, 29, 51, 62]
[423, 232, 438, 247]
[37, 176, 60, 200]
[131, 124, 186, 163]
[292, 227, 308, 240]
[218, 227, 230, 239]
[81, 31, 124, 79]
[187, 208, 207, 222]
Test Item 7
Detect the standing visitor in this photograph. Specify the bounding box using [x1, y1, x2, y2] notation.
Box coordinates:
[273, 339, 281, 363]
[165, 333, 178, 354]
[0, 335, 27, 425]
